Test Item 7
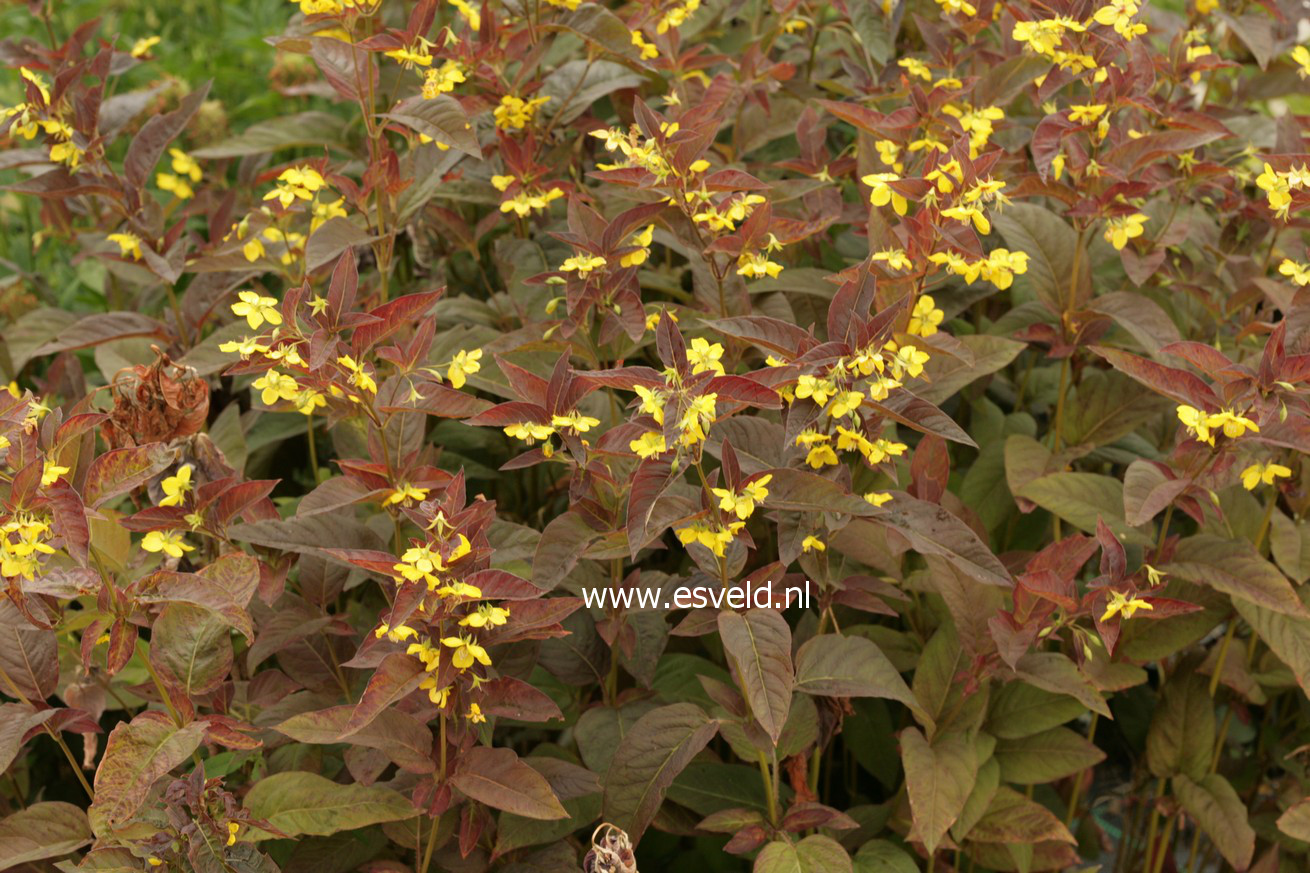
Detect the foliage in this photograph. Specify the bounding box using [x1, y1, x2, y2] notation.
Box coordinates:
[1, 0, 1309, 869]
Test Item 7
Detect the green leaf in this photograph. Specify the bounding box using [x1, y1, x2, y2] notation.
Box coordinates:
[1164, 534, 1310, 617]
[541, 60, 646, 126]
[759, 468, 883, 517]
[871, 494, 1013, 587]
[0, 703, 56, 773]
[994, 726, 1105, 785]
[1174, 774, 1255, 871]
[149, 603, 233, 696]
[971, 55, 1052, 105]
[82, 443, 172, 508]
[449, 746, 568, 820]
[1233, 595, 1310, 695]
[1061, 369, 1169, 450]
[90, 714, 207, 827]
[1146, 672, 1214, 781]
[755, 835, 853, 873]
[1013, 652, 1111, 718]
[275, 706, 434, 774]
[1276, 797, 1310, 842]
[244, 771, 415, 838]
[1270, 511, 1310, 584]
[192, 111, 348, 159]
[381, 96, 480, 157]
[1019, 471, 1151, 545]
[853, 838, 920, 873]
[993, 202, 1090, 314]
[718, 609, 793, 745]
[917, 335, 1025, 405]
[794, 634, 928, 728]
[968, 786, 1077, 844]
[0, 802, 92, 868]
[900, 727, 976, 854]
[602, 702, 719, 844]
[986, 681, 1087, 739]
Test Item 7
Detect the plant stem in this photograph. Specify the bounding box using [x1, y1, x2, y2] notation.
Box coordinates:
[757, 751, 777, 826]
[1064, 711, 1098, 826]
[0, 664, 94, 801]
[420, 812, 439, 873]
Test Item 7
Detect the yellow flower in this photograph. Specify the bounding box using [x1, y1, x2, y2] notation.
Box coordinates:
[310, 197, 347, 234]
[263, 165, 326, 209]
[130, 35, 161, 58]
[941, 205, 990, 235]
[40, 461, 69, 487]
[1293, 46, 1310, 79]
[979, 249, 1030, 290]
[159, 465, 193, 507]
[337, 355, 377, 394]
[1210, 409, 1259, 439]
[294, 389, 326, 416]
[449, 0, 481, 30]
[737, 251, 784, 279]
[1093, 0, 1147, 38]
[169, 148, 202, 182]
[805, 443, 838, 468]
[495, 95, 550, 131]
[1104, 213, 1148, 250]
[375, 623, 419, 642]
[447, 348, 482, 389]
[875, 139, 903, 172]
[897, 57, 932, 81]
[827, 391, 864, 419]
[872, 248, 912, 271]
[385, 37, 435, 69]
[560, 254, 607, 277]
[1100, 590, 1153, 623]
[1257, 163, 1293, 218]
[675, 522, 744, 557]
[552, 412, 601, 433]
[505, 422, 555, 444]
[632, 30, 658, 60]
[677, 393, 717, 446]
[795, 375, 836, 407]
[1241, 462, 1292, 491]
[252, 369, 300, 406]
[423, 60, 467, 98]
[384, 483, 430, 507]
[466, 702, 487, 723]
[1069, 104, 1107, 125]
[634, 386, 667, 424]
[621, 225, 655, 268]
[442, 635, 492, 670]
[908, 295, 944, 337]
[630, 431, 667, 459]
[688, 337, 726, 376]
[713, 473, 772, 520]
[1279, 259, 1310, 286]
[107, 232, 144, 261]
[226, 823, 240, 846]
[861, 173, 908, 215]
[1177, 405, 1215, 445]
[420, 677, 451, 706]
[1012, 18, 1084, 56]
[231, 291, 282, 330]
[142, 530, 193, 558]
[801, 535, 826, 553]
[888, 343, 930, 379]
[460, 604, 510, 628]
[864, 491, 893, 506]
[156, 172, 194, 200]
